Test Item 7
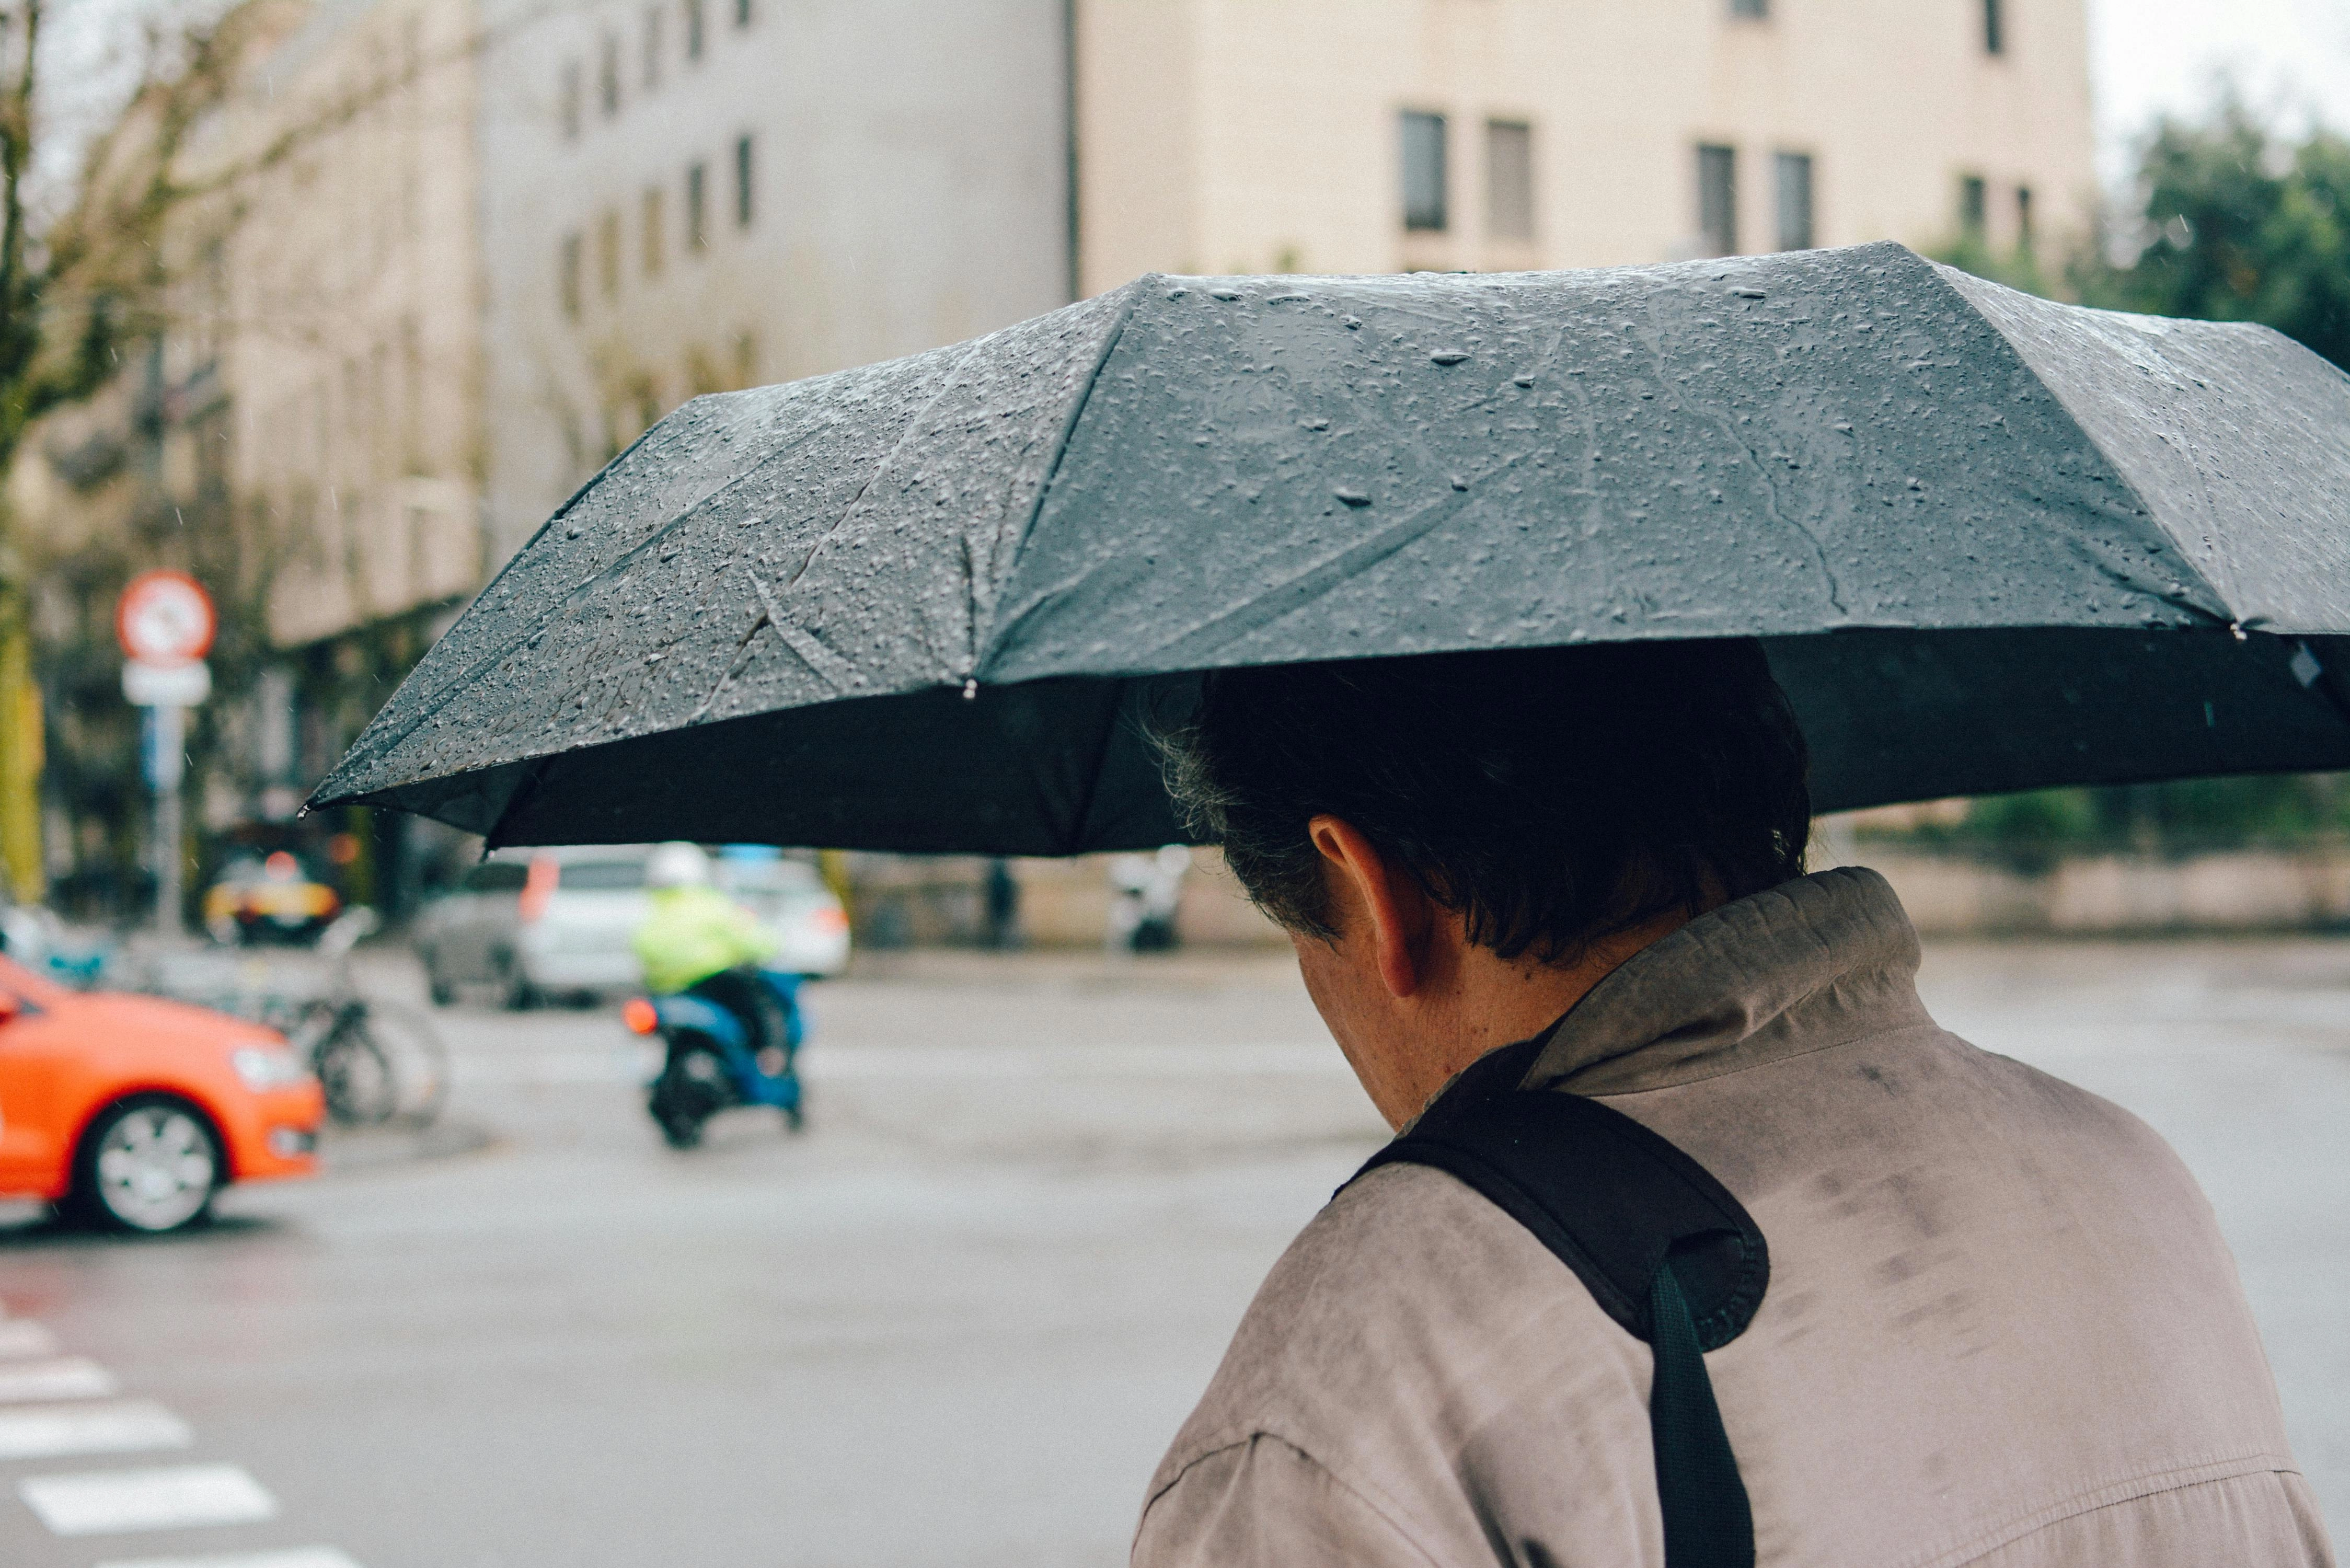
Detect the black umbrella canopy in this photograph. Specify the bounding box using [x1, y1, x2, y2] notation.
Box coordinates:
[313, 240, 2350, 852]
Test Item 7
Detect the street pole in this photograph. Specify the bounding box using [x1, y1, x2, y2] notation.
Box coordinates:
[144, 702, 186, 936]
[0, 614, 43, 906]
[117, 572, 215, 939]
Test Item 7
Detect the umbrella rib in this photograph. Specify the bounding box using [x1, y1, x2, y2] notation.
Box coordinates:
[326, 302, 1137, 801]
[1926, 262, 2240, 623]
[969, 281, 1147, 683]
[769, 298, 1134, 602]
[1065, 678, 1141, 856]
[1137, 484, 1479, 667]
[313, 402, 848, 797]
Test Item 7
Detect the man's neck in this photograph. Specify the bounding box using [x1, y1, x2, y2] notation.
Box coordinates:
[1373, 909, 1694, 1125]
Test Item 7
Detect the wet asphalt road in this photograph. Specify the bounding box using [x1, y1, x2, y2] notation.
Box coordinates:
[1, 939, 2345, 1565]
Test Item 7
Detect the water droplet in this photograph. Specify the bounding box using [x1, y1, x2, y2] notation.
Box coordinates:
[1430, 351, 1469, 365]
[1334, 488, 1373, 508]
[1732, 287, 1766, 299]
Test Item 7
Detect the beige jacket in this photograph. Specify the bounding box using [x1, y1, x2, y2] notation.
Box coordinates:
[1135, 868, 2332, 1567]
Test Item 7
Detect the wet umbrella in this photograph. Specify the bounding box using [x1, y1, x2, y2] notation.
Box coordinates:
[311, 241, 2350, 852]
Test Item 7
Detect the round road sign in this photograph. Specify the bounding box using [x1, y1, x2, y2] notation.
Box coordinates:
[116, 571, 215, 667]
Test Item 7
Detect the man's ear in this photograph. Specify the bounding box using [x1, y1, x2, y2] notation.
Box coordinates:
[1308, 815, 1434, 999]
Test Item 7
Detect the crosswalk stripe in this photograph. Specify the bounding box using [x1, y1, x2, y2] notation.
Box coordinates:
[0, 1357, 118, 1402]
[96, 1551, 362, 1568]
[18, 1463, 278, 1535]
[0, 1400, 192, 1460]
[0, 1320, 58, 1358]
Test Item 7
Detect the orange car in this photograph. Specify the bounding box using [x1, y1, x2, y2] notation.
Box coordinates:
[0, 956, 323, 1232]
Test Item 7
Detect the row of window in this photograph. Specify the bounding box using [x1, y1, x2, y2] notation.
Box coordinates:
[559, 138, 756, 317]
[1732, 0, 2007, 55]
[1690, 146, 2032, 258]
[1399, 112, 1536, 241]
[1393, 114, 1819, 255]
[1694, 144, 1815, 256]
[560, 0, 755, 141]
[1959, 174, 2035, 246]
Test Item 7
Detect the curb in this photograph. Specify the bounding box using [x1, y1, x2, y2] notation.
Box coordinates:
[318, 1116, 497, 1171]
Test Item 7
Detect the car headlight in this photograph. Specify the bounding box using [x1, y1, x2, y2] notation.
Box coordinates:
[232, 1045, 313, 1091]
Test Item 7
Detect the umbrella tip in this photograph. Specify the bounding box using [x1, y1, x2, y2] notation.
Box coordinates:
[962, 678, 978, 701]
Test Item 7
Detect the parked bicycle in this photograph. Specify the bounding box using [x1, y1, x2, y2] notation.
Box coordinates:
[276, 909, 451, 1127]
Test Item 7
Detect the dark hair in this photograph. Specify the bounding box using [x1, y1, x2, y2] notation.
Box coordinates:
[1159, 640, 1810, 963]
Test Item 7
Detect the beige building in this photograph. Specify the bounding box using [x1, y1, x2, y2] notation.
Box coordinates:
[5, 0, 2097, 919]
[1077, 0, 2092, 289]
[473, 0, 1076, 561]
[204, 0, 487, 652]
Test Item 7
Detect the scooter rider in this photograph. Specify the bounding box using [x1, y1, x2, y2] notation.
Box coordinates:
[632, 843, 782, 1070]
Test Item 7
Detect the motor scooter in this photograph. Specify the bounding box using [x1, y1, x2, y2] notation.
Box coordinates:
[625, 970, 805, 1148]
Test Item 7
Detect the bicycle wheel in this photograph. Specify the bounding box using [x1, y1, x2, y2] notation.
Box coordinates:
[314, 1023, 398, 1126]
[353, 999, 452, 1124]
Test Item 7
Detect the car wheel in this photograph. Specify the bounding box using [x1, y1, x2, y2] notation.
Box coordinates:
[420, 948, 455, 1008]
[67, 1096, 222, 1234]
[496, 952, 540, 1012]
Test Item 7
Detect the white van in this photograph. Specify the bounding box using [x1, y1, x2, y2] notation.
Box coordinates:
[413, 846, 849, 1008]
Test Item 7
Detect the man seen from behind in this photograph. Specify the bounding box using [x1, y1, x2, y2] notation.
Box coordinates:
[1135, 640, 2330, 1567]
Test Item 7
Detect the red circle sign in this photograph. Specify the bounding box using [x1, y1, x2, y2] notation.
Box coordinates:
[116, 571, 216, 667]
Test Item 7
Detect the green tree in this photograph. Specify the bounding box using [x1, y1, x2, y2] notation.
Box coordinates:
[2084, 99, 2350, 370]
[1915, 99, 2350, 863]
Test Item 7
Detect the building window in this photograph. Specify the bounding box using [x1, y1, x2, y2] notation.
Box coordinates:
[1982, 0, 2004, 55]
[1401, 111, 1448, 232]
[1697, 143, 1737, 256]
[1485, 120, 1534, 242]
[1773, 151, 1813, 250]
[1959, 174, 1987, 235]
[642, 7, 663, 88]
[559, 61, 582, 140]
[599, 32, 621, 115]
[560, 234, 582, 318]
[642, 187, 666, 276]
[734, 134, 755, 228]
[597, 208, 622, 298]
[686, 162, 708, 250]
[734, 0, 752, 27]
[685, 0, 705, 60]
[2015, 184, 2034, 248]
[1729, 0, 1767, 16]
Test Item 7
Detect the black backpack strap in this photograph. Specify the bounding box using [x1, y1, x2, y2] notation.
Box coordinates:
[1343, 1039, 1767, 1568]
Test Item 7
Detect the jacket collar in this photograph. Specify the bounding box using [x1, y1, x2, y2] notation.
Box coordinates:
[1522, 866, 1931, 1098]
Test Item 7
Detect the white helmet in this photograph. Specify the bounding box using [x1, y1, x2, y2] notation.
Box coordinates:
[646, 841, 712, 889]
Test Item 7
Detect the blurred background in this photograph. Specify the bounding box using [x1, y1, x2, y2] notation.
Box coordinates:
[1, 4, 2348, 1565]
[0, 0, 2342, 945]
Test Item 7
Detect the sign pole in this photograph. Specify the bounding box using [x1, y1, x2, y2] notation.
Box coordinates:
[116, 572, 215, 939]
[145, 704, 186, 935]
